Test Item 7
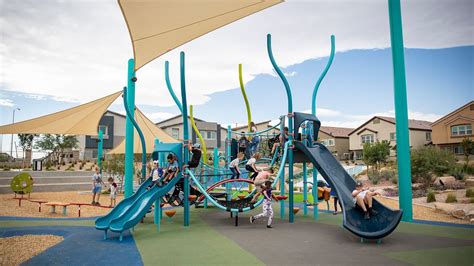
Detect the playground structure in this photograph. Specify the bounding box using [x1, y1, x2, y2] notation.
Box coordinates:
[95, 6, 409, 239]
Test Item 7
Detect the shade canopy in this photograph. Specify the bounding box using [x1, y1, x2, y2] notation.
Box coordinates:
[108, 108, 178, 154]
[118, 0, 283, 71]
[0, 91, 122, 135]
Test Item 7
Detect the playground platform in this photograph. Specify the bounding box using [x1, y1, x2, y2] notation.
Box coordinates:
[1, 204, 473, 265]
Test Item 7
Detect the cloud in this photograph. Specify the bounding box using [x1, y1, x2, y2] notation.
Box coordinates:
[0, 0, 472, 109]
[0, 99, 14, 107]
[146, 112, 176, 123]
[284, 71, 297, 77]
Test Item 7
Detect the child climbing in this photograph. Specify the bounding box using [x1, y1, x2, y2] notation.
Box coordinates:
[229, 152, 244, 179]
[108, 177, 118, 207]
[91, 167, 104, 206]
[250, 180, 279, 228]
[271, 127, 289, 155]
[248, 122, 260, 155]
[238, 133, 249, 158]
[187, 143, 202, 169]
[250, 168, 274, 203]
[245, 152, 261, 180]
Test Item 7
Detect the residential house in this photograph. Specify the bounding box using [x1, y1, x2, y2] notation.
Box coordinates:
[76, 110, 126, 160]
[432, 101, 474, 159]
[318, 126, 354, 161]
[156, 115, 226, 152]
[349, 116, 432, 160]
[231, 120, 280, 139]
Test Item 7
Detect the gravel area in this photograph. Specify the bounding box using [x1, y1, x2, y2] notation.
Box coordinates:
[0, 192, 124, 218]
[0, 235, 63, 265]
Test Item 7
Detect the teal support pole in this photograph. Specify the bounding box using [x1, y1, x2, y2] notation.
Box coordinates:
[388, 0, 413, 222]
[303, 164, 308, 216]
[158, 141, 164, 219]
[226, 125, 232, 200]
[279, 116, 285, 219]
[97, 129, 103, 173]
[311, 35, 335, 220]
[180, 52, 190, 227]
[267, 34, 294, 223]
[124, 59, 136, 198]
[153, 138, 160, 230]
[164, 61, 183, 113]
[123, 87, 147, 186]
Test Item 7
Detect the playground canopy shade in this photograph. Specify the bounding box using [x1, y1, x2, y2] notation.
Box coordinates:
[108, 108, 178, 154]
[118, 0, 283, 71]
[0, 91, 122, 135]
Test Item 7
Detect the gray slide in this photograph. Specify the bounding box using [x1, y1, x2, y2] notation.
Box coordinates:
[294, 141, 402, 239]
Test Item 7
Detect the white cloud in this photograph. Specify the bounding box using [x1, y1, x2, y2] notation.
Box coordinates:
[0, 0, 472, 108]
[145, 112, 175, 123]
[284, 71, 297, 77]
[0, 99, 14, 107]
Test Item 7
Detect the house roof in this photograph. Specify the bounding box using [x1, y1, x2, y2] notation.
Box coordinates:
[319, 126, 354, 138]
[349, 116, 432, 136]
[156, 114, 204, 126]
[232, 120, 272, 131]
[431, 100, 474, 126]
[105, 110, 126, 118]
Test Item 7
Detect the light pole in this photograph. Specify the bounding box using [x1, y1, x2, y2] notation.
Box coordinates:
[10, 107, 20, 160]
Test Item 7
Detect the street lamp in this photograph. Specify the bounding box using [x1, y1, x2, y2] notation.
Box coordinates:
[10, 107, 20, 159]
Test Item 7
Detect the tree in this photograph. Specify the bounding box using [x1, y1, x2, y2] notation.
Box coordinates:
[35, 134, 78, 165]
[411, 146, 456, 185]
[18, 134, 37, 168]
[363, 140, 391, 172]
[461, 138, 474, 166]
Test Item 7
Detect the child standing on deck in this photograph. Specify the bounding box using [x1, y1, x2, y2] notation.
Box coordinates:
[108, 177, 117, 207]
[245, 153, 261, 180]
[229, 152, 244, 179]
[250, 180, 279, 228]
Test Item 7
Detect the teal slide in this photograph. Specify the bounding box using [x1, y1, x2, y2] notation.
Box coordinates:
[95, 177, 152, 231]
[107, 176, 181, 234]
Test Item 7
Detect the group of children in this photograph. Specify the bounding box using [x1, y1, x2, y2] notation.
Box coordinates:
[91, 167, 118, 207]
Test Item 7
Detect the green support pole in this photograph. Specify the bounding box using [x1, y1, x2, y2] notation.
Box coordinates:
[238, 64, 252, 132]
[388, 0, 413, 222]
[124, 59, 136, 198]
[267, 34, 294, 223]
[180, 52, 190, 227]
[279, 116, 285, 219]
[97, 129, 103, 173]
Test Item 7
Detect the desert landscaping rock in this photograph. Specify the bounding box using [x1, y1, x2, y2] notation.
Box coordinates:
[0, 235, 64, 265]
[465, 178, 474, 187]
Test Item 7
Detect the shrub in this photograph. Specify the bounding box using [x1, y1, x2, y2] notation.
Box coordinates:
[391, 176, 398, 185]
[466, 188, 474, 198]
[380, 170, 396, 180]
[445, 193, 457, 203]
[450, 166, 465, 181]
[368, 170, 380, 185]
[426, 190, 436, 203]
[411, 147, 456, 184]
[470, 198, 474, 203]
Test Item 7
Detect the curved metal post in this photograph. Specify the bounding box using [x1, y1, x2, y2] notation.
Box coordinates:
[388, 0, 412, 222]
[190, 105, 207, 162]
[165, 61, 183, 113]
[124, 59, 136, 198]
[267, 33, 294, 223]
[123, 87, 147, 186]
[180, 52, 190, 227]
[311, 35, 335, 115]
[238, 64, 252, 132]
[279, 115, 285, 219]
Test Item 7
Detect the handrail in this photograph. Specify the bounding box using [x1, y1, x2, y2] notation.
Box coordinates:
[190, 105, 207, 163]
[238, 64, 252, 132]
[229, 122, 281, 136]
[312, 35, 335, 115]
[164, 61, 183, 113]
[122, 87, 146, 183]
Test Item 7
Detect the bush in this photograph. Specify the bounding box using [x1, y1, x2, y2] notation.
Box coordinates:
[445, 193, 457, 203]
[391, 176, 398, 185]
[450, 166, 465, 181]
[368, 170, 380, 185]
[380, 170, 396, 180]
[470, 198, 474, 203]
[466, 188, 474, 198]
[426, 190, 436, 203]
[411, 147, 456, 184]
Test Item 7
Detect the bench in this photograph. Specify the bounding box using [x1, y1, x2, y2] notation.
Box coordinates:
[29, 199, 48, 212]
[45, 202, 70, 215]
[69, 203, 114, 217]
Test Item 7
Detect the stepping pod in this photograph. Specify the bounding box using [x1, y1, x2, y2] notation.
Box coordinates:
[188, 195, 197, 201]
[276, 195, 288, 200]
[165, 210, 176, 222]
[293, 208, 300, 214]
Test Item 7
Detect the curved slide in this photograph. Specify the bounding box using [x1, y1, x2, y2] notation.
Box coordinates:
[294, 141, 402, 239]
[95, 177, 152, 230]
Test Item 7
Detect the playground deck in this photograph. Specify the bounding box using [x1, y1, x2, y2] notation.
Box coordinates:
[1, 204, 473, 265]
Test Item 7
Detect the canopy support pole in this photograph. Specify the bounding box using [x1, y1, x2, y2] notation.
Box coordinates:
[97, 129, 103, 173]
[180, 52, 190, 227]
[124, 59, 136, 198]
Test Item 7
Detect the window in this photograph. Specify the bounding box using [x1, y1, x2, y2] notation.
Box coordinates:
[453, 146, 464, 154]
[92, 149, 98, 159]
[171, 128, 180, 139]
[361, 134, 374, 144]
[321, 139, 335, 146]
[426, 132, 432, 141]
[373, 118, 380, 124]
[390, 132, 396, 141]
[451, 124, 472, 136]
[98, 125, 108, 139]
[202, 131, 217, 140]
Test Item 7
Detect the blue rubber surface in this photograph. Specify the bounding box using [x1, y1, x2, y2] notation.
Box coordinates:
[0, 226, 143, 265]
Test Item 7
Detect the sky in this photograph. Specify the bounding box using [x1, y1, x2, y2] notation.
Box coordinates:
[0, 0, 473, 154]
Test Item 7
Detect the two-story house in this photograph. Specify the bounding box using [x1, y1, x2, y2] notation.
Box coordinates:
[231, 120, 280, 139]
[156, 115, 226, 152]
[319, 126, 354, 161]
[349, 116, 432, 160]
[432, 101, 474, 159]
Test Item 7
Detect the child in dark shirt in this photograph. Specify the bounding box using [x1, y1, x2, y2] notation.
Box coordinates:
[250, 180, 279, 228]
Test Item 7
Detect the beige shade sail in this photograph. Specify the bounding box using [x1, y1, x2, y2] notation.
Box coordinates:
[108, 108, 178, 154]
[118, 0, 283, 71]
[0, 91, 122, 135]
